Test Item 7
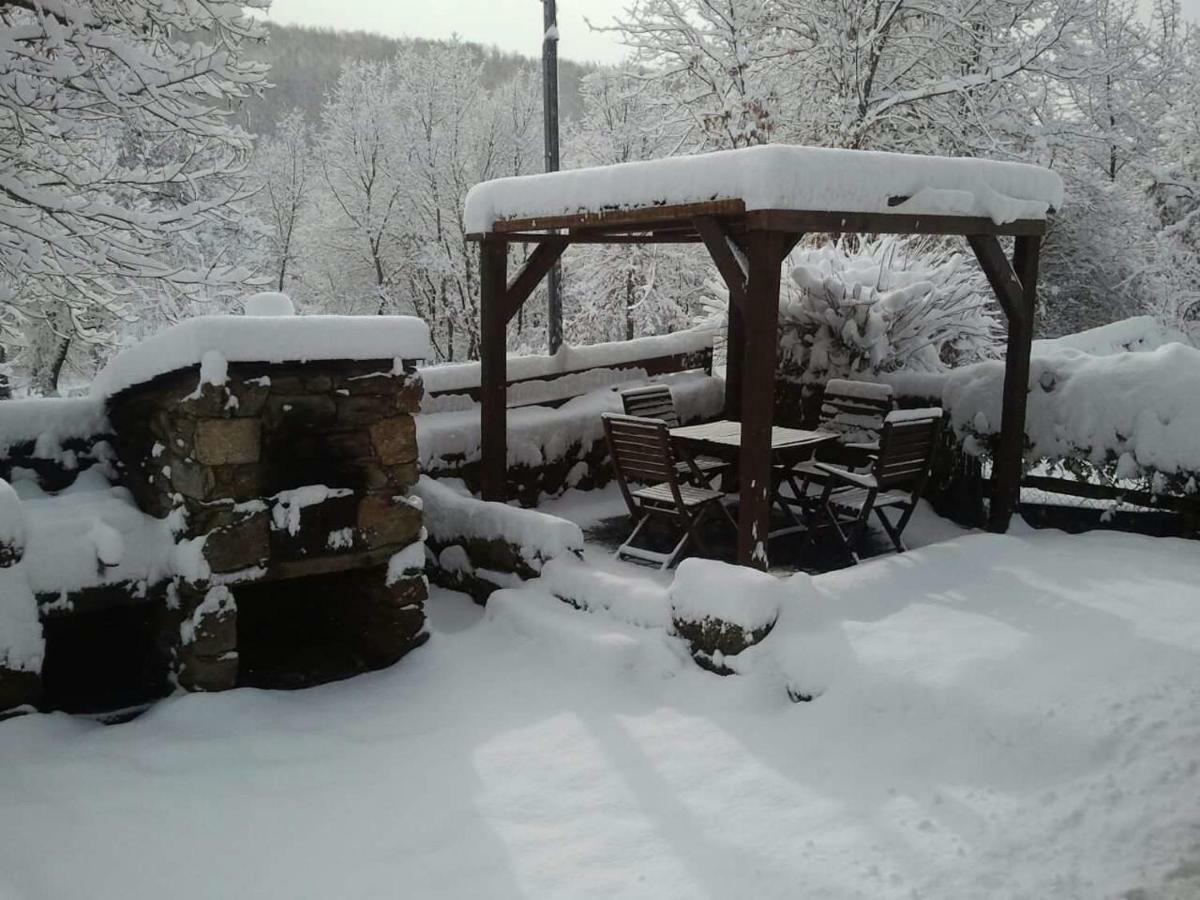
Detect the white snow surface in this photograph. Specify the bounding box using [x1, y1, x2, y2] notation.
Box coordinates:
[92, 313, 432, 399]
[669, 557, 787, 631]
[944, 342, 1200, 474]
[414, 476, 582, 569]
[464, 144, 1064, 232]
[1, 527, 1198, 898]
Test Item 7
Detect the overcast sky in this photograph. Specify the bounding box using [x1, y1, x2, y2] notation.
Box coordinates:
[261, 0, 1200, 67]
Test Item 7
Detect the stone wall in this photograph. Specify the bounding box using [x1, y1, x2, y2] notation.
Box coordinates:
[106, 358, 427, 693]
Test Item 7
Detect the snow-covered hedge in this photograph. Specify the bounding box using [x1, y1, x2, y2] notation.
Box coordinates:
[945, 343, 1200, 488]
[413, 477, 583, 601]
[417, 370, 723, 504]
[0, 397, 114, 493]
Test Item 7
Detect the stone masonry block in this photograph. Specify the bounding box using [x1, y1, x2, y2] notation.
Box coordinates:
[194, 418, 261, 466]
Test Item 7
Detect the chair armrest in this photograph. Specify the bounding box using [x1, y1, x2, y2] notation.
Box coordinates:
[813, 463, 878, 489]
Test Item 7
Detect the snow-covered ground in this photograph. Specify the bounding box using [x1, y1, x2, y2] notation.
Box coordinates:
[1, 515, 1198, 899]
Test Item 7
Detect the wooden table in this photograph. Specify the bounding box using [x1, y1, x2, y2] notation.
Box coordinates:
[670, 420, 839, 538]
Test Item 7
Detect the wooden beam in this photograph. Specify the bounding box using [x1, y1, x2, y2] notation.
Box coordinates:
[479, 239, 509, 501]
[694, 215, 748, 311]
[489, 198, 746, 234]
[744, 209, 1047, 238]
[967, 234, 1025, 324]
[503, 238, 568, 324]
[988, 234, 1040, 533]
[736, 230, 793, 570]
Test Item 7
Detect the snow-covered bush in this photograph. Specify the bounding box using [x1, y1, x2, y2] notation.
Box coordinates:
[777, 237, 1002, 393]
[945, 343, 1200, 494]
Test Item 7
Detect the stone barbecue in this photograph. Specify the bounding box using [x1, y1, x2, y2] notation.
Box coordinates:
[0, 302, 433, 715]
[107, 353, 427, 692]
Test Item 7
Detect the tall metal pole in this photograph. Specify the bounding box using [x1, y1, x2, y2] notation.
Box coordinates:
[542, 0, 563, 354]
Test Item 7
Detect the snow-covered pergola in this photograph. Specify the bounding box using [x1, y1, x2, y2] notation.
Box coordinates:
[464, 145, 1064, 569]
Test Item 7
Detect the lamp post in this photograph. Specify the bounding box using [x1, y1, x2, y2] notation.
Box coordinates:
[542, 0, 563, 354]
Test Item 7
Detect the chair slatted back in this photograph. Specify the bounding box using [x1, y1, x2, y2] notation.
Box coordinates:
[602, 414, 678, 486]
[620, 385, 681, 428]
[820, 380, 894, 444]
[872, 411, 943, 490]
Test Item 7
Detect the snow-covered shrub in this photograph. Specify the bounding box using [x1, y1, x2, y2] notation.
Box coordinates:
[778, 237, 1003, 393]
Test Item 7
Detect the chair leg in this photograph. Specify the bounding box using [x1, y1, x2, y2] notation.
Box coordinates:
[875, 506, 909, 554]
[662, 523, 693, 570]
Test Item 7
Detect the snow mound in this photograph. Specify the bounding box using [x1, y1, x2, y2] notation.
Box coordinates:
[92, 314, 431, 399]
[242, 292, 295, 317]
[464, 144, 1064, 232]
[669, 558, 786, 632]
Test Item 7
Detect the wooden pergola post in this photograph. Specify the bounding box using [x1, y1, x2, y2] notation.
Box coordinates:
[989, 235, 1040, 532]
[479, 238, 509, 501]
[736, 230, 793, 570]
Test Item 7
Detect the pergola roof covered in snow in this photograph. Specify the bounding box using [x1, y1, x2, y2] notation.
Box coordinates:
[464, 145, 1064, 238]
[469, 144, 1057, 570]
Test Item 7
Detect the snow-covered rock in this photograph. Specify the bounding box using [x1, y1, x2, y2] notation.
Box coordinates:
[669, 559, 787, 673]
[464, 144, 1064, 232]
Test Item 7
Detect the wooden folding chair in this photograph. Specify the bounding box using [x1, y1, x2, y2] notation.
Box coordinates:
[620, 384, 729, 487]
[801, 409, 943, 564]
[779, 379, 894, 514]
[602, 413, 736, 570]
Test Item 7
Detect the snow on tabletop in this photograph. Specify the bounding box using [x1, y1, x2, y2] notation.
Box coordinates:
[419, 325, 716, 395]
[412, 476, 582, 567]
[0, 396, 109, 453]
[669, 558, 786, 631]
[91, 312, 432, 399]
[464, 144, 1064, 232]
[945, 342, 1200, 474]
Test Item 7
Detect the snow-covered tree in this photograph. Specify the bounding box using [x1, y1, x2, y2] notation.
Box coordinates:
[316, 61, 407, 316]
[254, 110, 313, 294]
[0, 0, 269, 393]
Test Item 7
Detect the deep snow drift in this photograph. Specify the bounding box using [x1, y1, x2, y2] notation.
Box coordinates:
[1, 527, 1198, 900]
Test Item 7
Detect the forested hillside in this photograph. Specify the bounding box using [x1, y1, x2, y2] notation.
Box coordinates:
[240, 22, 592, 134]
